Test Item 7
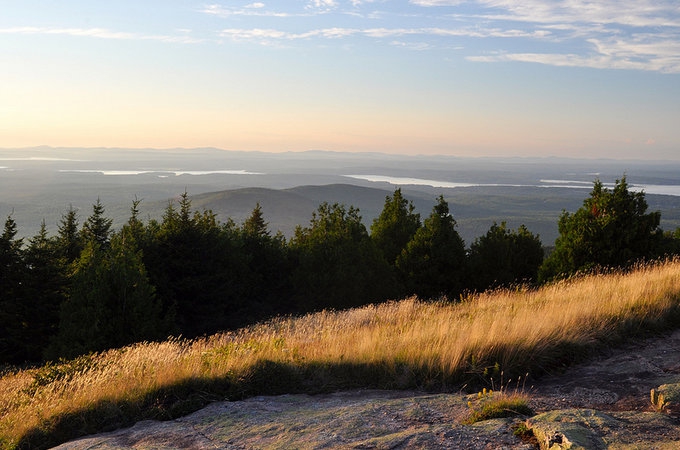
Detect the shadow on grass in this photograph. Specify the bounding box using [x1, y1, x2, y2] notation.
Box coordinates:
[16, 358, 444, 449]
[17, 306, 680, 449]
[3, 351, 585, 449]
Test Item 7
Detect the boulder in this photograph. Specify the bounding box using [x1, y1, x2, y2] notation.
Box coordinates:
[529, 409, 608, 449]
[528, 408, 680, 450]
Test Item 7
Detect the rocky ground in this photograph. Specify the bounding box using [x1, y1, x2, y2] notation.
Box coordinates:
[55, 329, 680, 449]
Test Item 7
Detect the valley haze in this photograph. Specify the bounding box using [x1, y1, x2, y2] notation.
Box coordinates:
[2, 147, 680, 246]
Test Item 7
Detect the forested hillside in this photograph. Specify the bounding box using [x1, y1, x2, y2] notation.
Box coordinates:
[0, 177, 677, 366]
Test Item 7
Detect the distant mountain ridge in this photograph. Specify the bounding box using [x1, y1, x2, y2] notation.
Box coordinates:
[4, 147, 680, 245]
[186, 184, 566, 244]
[190, 184, 418, 238]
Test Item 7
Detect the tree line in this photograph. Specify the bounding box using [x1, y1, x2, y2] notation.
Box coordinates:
[1, 176, 677, 365]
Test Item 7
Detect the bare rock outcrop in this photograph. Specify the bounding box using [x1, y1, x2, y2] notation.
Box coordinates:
[54, 329, 680, 449]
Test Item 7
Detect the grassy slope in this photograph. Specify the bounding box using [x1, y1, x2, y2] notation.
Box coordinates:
[2, 260, 680, 449]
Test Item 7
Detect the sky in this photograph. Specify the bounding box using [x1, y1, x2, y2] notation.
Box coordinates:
[1, 0, 679, 159]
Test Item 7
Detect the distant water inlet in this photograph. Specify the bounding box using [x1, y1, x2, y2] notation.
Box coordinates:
[58, 169, 264, 176]
[343, 175, 480, 188]
[344, 175, 680, 197]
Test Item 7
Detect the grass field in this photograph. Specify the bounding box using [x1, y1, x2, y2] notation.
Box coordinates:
[2, 260, 680, 449]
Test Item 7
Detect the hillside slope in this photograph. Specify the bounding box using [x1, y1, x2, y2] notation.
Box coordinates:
[54, 329, 680, 449]
[185, 183, 582, 243]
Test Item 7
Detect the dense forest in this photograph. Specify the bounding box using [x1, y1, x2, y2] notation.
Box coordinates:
[1, 177, 678, 366]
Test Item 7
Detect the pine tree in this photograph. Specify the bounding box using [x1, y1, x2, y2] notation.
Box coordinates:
[371, 188, 421, 266]
[21, 222, 65, 361]
[49, 241, 110, 358]
[106, 233, 171, 346]
[121, 197, 147, 247]
[81, 198, 112, 248]
[243, 203, 270, 239]
[241, 203, 292, 319]
[467, 222, 543, 291]
[539, 176, 662, 280]
[290, 202, 396, 311]
[0, 215, 26, 363]
[396, 196, 466, 301]
[141, 192, 249, 337]
[56, 205, 81, 264]
[50, 234, 171, 359]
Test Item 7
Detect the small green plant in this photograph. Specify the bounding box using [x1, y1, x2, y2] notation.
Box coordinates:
[511, 421, 537, 446]
[463, 372, 534, 424]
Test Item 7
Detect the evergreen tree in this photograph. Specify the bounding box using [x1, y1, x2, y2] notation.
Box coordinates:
[539, 176, 662, 281]
[467, 222, 544, 291]
[371, 188, 421, 266]
[658, 227, 680, 257]
[0, 215, 26, 363]
[243, 203, 269, 239]
[81, 198, 112, 248]
[396, 196, 466, 300]
[0, 215, 23, 294]
[48, 241, 107, 358]
[240, 203, 292, 320]
[50, 234, 170, 359]
[290, 202, 396, 311]
[106, 233, 171, 346]
[142, 193, 250, 337]
[20, 222, 65, 361]
[120, 197, 148, 249]
[56, 205, 81, 265]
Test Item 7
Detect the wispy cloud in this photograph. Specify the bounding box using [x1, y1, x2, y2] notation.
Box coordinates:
[390, 40, 432, 51]
[0, 26, 204, 44]
[467, 40, 680, 74]
[465, 32, 680, 73]
[219, 27, 358, 41]
[202, 1, 680, 73]
[307, 0, 337, 9]
[201, 5, 288, 17]
[218, 26, 551, 42]
[413, 0, 680, 71]
[411, 0, 680, 28]
[201, 3, 309, 18]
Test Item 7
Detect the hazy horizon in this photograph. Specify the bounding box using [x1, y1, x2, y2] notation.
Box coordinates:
[3, 145, 680, 163]
[2, 146, 680, 246]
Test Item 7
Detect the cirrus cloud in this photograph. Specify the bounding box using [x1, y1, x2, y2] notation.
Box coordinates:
[0, 26, 204, 44]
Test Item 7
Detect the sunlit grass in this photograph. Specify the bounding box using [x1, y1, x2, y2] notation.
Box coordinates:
[2, 260, 680, 449]
[464, 388, 533, 424]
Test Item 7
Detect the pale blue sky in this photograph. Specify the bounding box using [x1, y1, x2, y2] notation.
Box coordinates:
[1, 1, 679, 158]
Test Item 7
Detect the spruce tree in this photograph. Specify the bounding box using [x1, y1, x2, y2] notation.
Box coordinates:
[0, 215, 26, 363]
[467, 222, 543, 291]
[56, 205, 81, 264]
[396, 196, 466, 301]
[21, 222, 65, 361]
[290, 202, 396, 311]
[241, 204, 292, 319]
[243, 203, 269, 239]
[49, 241, 108, 358]
[81, 198, 112, 248]
[539, 176, 662, 281]
[371, 188, 421, 266]
[142, 192, 249, 337]
[50, 234, 170, 359]
[106, 233, 171, 346]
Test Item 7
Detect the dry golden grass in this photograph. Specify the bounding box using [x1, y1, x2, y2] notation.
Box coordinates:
[2, 260, 680, 448]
